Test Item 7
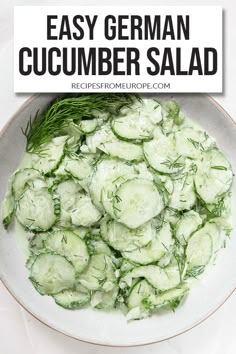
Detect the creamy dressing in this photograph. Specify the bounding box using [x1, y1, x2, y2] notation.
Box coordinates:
[14, 220, 31, 260]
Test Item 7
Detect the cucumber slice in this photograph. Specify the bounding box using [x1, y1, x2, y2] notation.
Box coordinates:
[30, 253, 76, 295]
[186, 223, 213, 270]
[195, 149, 233, 204]
[79, 254, 116, 291]
[56, 180, 83, 227]
[99, 140, 143, 162]
[141, 98, 163, 124]
[150, 285, 188, 308]
[16, 185, 56, 231]
[44, 230, 89, 273]
[175, 127, 214, 159]
[112, 114, 154, 142]
[53, 285, 90, 309]
[31, 136, 68, 175]
[85, 123, 112, 153]
[126, 280, 156, 320]
[56, 155, 93, 182]
[12, 168, 41, 199]
[143, 135, 185, 174]
[121, 265, 180, 291]
[91, 286, 119, 309]
[122, 223, 174, 264]
[78, 119, 98, 134]
[175, 211, 202, 245]
[89, 159, 136, 211]
[127, 279, 155, 309]
[29, 232, 49, 254]
[120, 259, 136, 274]
[113, 178, 164, 229]
[127, 280, 188, 320]
[101, 218, 154, 252]
[87, 238, 112, 256]
[168, 175, 196, 211]
[71, 195, 102, 227]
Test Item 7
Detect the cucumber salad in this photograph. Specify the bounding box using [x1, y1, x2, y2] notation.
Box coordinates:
[2, 94, 233, 320]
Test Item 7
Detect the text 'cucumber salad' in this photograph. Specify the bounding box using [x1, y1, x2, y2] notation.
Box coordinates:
[2, 94, 233, 320]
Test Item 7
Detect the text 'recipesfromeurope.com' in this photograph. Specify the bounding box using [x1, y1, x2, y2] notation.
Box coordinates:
[71, 82, 171, 90]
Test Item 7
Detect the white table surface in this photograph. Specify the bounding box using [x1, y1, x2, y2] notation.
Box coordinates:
[0, 0, 236, 353]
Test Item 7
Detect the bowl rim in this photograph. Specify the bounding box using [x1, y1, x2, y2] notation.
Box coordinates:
[0, 93, 235, 347]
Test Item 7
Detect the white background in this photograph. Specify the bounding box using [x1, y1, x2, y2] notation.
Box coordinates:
[0, 0, 236, 353]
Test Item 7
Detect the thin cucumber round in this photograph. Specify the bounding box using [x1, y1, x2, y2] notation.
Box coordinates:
[71, 195, 102, 227]
[89, 159, 136, 211]
[79, 254, 116, 292]
[122, 222, 174, 264]
[30, 253, 76, 295]
[44, 230, 89, 273]
[99, 140, 143, 162]
[53, 285, 90, 309]
[113, 178, 164, 229]
[175, 210, 202, 245]
[112, 114, 154, 142]
[195, 148, 233, 204]
[168, 175, 196, 211]
[78, 119, 98, 134]
[16, 186, 56, 231]
[143, 135, 185, 174]
[101, 218, 154, 252]
[120, 265, 181, 291]
[12, 168, 41, 199]
[186, 223, 213, 270]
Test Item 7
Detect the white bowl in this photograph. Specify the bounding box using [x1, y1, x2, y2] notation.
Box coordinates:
[0, 94, 235, 347]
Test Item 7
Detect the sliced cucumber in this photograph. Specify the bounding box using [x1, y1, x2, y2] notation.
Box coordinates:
[150, 285, 188, 308]
[29, 232, 49, 254]
[56, 155, 93, 182]
[12, 168, 41, 199]
[126, 280, 188, 320]
[85, 123, 112, 153]
[168, 175, 196, 211]
[195, 149, 233, 204]
[126, 279, 156, 320]
[101, 218, 153, 252]
[79, 254, 116, 291]
[120, 265, 180, 291]
[122, 222, 174, 264]
[31, 136, 68, 175]
[186, 223, 213, 270]
[175, 211, 202, 245]
[141, 98, 163, 124]
[44, 230, 89, 273]
[99, 140, 143, 162]
[16, 185, 56, 231]
[91, 286, 119, 309]
[112, 114, 154, 142]
[78, 119, 98, 134]
[89, 159, 136, 211]
[30, 253, 75, 295]
[113, 178, 164, 229]
[53, 284, 90, 309]
[175, 127, 214, 159]
[143, 135, 185, 174]
[71, 195, 102, 227]
[87, 237, 112, 256]
[56, 180, 83, 227]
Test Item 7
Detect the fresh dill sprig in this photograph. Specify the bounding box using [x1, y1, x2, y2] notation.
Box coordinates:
[161, 156, 184, 170]
[185, 265, 205, 279]
[23, 93, 139, 153]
